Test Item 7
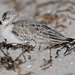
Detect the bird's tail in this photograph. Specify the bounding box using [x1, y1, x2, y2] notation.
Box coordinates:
[66, 38, 75, 42]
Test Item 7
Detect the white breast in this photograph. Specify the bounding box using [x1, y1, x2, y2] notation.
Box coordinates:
[1, 24, 23, 44]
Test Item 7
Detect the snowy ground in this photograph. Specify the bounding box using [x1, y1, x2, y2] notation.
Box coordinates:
[0, 0, 75, 75]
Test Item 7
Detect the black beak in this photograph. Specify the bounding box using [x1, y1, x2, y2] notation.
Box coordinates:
[0, 21, 2, 25]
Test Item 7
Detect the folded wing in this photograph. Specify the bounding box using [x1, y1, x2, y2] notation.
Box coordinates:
[12, 19, 74, 42]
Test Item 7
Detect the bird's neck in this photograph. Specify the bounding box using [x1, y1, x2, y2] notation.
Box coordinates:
[2, 17, 19, 28]
[2, 21, 12, 28]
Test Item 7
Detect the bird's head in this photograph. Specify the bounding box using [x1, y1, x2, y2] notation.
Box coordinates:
[0, 11, 19, 26]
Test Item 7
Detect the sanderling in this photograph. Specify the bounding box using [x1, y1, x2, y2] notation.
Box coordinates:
[0, 11, 75, 65]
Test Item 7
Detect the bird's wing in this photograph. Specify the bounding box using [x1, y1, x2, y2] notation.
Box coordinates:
[12, 20, 73, 42]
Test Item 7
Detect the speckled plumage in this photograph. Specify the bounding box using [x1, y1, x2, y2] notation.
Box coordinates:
[0, 11, 74, 49]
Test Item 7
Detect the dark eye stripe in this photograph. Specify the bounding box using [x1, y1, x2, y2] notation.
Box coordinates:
[4, 13, 7, 16]
[2, 12, 8, 21]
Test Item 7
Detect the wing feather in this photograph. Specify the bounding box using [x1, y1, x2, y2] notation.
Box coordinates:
[12, 20, 72, 42]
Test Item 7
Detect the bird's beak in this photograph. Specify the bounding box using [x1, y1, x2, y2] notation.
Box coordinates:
[0, 21, 2, 25]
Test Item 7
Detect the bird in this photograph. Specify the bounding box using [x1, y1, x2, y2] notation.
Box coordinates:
[0, 11, 74, 66]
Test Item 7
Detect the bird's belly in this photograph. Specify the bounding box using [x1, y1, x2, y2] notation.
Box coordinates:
[1, 26, 23, 44]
